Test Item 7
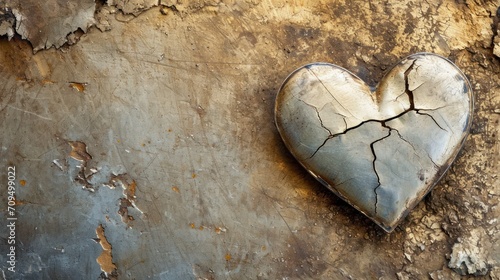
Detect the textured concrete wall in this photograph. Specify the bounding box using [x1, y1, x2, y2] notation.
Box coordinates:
[0, 0, 499, 279]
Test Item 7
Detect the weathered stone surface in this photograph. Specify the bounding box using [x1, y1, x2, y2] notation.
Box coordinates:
[0, 0, 95, 52]
[0, 0, 498, 279]
[108, 0, 158, 15]
[448, 228, 495, 276]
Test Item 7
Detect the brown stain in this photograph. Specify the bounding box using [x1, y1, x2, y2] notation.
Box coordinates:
[69, 82, 86, 92]
[68, 141, 92, 162]
[189, 223, 195, 229]
[171, 186, 180, 193]
[117, 196, 133, 224]
[95, 224, 117, 278]
[32, 55, 51, 78]
[19, 180, 26, 186]
[224, 253, 231, 261]
[14, 199, 26, 206]
[125, 180, 137, 200]
[214, 226, 226, 234]
[191, 173, 197, 179]
[0, 37, 33, 80]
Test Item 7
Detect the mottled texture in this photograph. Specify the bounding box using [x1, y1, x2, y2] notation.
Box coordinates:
[0, 0, 95, 52]
[0, 0, 498, 279]
[275, 54, 473, 231]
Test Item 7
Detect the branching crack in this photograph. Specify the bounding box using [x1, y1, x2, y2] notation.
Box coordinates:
[416, 111, 448, 132]
[371, 126, 392, 215]
[307, 59, 420, 158]
[390, 126, 418, 154]
[313, 106, 333, 136]
[403, 59, 418, 110]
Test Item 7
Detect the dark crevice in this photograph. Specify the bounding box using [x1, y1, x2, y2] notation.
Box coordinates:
[313, 107, 333, 136]
[371, 126, 392, 214]
[416, 111, 448, 132]
[308, 135, 333, 159]
[417, 105, 448, 112]
[404, 59, 418, 110]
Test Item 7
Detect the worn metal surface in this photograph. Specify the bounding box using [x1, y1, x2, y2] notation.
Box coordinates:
[275, 54, 473, 232]
[0, 0, 499, 279]
[0, 0, 95, 52]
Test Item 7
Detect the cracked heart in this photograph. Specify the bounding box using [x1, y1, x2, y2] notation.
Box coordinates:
[275, 53, 473, 232]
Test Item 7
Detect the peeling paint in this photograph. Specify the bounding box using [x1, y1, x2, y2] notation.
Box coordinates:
[68, 141, 92, 162]
[107, 174, 143, 226]
[95, 224, 118, 280]
[0, 0, 95, 52]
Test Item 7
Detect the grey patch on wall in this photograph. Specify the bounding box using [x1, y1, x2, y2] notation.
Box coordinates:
[0, 0, 96, 52]
[0, 0, 160, 52]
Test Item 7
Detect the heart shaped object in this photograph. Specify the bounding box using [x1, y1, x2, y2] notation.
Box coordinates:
[275, 53, 473, 232]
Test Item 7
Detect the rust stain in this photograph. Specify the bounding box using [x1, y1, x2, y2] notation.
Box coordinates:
[68, 141, 92, 162]
[295, 187, 312, 198]
[41, 79, 55, 85]
[171, 186, 180, 193]
[69, 82, 86, 92]
[225, 253, 232, 261]
[95, 224, 117, 279]
[14, 199, 25, 206]
[189, 223, 196, 229]
[191, 173, 197, 179]
[215, 226, 226, 234]
[19, 180, 26, 186]
[125, 180, 137, 200]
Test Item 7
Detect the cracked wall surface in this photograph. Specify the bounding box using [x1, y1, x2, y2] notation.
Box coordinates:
[0, 0, 499, 279]
[0, 0, 96, 52]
